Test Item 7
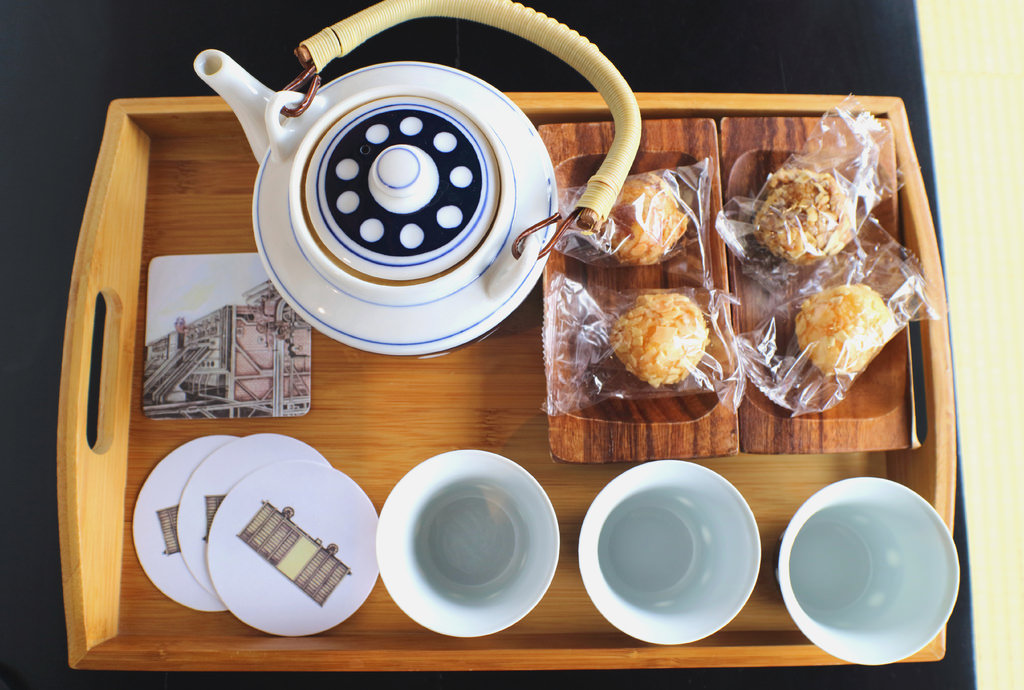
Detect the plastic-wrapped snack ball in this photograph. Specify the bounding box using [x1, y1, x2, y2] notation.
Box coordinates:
[607, 172, 690, 265]
[753, 167, 854, 264]
[795, 284, 897, 375]
[610, 293, 710, 387]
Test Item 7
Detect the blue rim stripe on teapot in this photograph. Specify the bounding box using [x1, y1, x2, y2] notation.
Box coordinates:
[256, 152, 554, 348]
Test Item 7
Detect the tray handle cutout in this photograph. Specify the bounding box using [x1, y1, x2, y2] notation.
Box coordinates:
[84, 290, 123, 453]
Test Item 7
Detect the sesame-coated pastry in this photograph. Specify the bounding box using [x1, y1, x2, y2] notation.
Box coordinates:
[611, 293, 710, 387]
[753, 167, 854, 264]
[795, 284, 896, 375]
[607, 172, 690, 265]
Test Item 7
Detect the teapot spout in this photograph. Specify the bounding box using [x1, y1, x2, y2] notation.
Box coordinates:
[194, 50, 273, 161]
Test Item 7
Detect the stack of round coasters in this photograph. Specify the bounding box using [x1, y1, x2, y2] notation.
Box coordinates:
[133, 435, 236, 612]
[207, 460, 379, 636]
[133, 434, 379, 636]
[177, 434, 332, 597]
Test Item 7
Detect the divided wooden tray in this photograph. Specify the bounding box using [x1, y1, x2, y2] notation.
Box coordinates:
[542, 118, 737, 463]
[57, 94, 956, 671]
[720, 116, 915, 454]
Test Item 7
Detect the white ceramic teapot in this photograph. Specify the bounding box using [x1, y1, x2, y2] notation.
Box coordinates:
[195, 0, 639, 355]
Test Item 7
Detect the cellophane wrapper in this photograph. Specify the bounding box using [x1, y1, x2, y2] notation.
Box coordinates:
[543, 275, 743, 416]
[737, 217, 941, 415]
[555, 161, 713, 282]
[716, 97, 898, 289]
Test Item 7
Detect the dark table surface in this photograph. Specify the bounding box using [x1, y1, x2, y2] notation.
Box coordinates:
[0, 0, 974, 688]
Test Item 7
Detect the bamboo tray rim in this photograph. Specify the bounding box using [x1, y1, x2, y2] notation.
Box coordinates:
[57, 92, 956, 671]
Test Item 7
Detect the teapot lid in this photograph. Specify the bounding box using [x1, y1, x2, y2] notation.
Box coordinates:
[304, 96, 499, 282]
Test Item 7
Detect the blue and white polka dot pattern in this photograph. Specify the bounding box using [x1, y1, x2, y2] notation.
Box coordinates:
[399, 224, 425, 249]
[336, 191, 359, 214]
[365, 124, 390, 144]
[433, 132, 457, 153]
[335, 159, 359, 180]
[450, 166, 473, 188]
[400, 116, 423, 136]
[436, 206, 463, 229]
[317, 106, 485, 262]
[359, 218, 385, 243]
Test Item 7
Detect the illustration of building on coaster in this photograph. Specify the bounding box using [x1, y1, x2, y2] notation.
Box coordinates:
[157, 505, 181, 555]
[143, 280, 311, 419]
[237, 501, 351, 606]
[203, 495, 226, 541]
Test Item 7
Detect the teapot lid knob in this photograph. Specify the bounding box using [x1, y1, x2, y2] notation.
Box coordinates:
[368, 145, 438, 214]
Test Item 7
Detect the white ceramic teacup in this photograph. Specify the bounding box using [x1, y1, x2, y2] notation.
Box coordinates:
[578, 460, 761, 645]
[776, 477, 959, 665]
[376, 449, 559, 637]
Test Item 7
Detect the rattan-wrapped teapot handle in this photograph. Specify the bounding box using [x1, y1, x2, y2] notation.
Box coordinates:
[297, 0, 640, 230]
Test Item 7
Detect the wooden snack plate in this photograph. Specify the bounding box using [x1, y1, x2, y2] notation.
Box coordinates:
[542, 118, 737, 463]
[720, 117, 914, 454]
[58, 94, 955, 671]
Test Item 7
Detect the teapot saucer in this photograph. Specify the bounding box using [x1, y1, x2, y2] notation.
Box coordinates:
[251, 63, 556, 356]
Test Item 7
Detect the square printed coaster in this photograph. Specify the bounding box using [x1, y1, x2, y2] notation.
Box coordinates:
[143, 253, 311, 419]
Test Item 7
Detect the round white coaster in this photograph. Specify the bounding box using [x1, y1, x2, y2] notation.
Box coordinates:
[132, 435, 237, 612]
[177, 433, 330, 597]
[207, 460, 379, 636]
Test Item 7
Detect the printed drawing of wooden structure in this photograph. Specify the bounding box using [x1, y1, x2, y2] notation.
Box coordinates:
[203, 495, 226, 541]
[237, 501, 351, 606]
[143, 280, 311, 419]
[156, 505, 180, 555]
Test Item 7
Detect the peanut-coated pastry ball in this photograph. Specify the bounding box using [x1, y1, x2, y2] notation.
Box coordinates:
[795, 284, 896, 375]
[607, 172, 690, 265]
[610, 293, 710, 387]
[753, 167, 854, 264]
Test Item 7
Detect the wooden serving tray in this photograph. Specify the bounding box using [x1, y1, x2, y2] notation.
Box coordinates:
[541, 118, 737, 463]
[57, 94, 955, 671]
[720, 117, 915, 454]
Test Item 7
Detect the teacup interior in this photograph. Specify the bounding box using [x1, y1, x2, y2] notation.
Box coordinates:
[412, 483, 529, 604]
[787, 501, 957, 639]
[596, 487, 747, 615]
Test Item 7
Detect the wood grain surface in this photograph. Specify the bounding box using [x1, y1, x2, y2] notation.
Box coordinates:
[540, 119, 738, 463]
[720, 116, 915, 454]
[56, 100, 150, 659]
[56, 95, 954, 671]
